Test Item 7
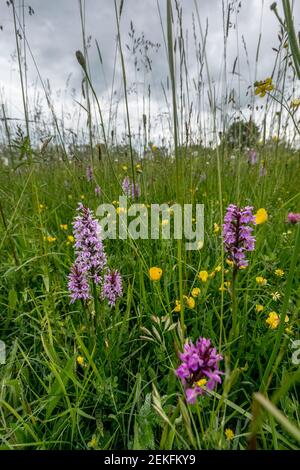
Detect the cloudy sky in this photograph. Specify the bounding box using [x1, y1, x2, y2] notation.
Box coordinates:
[0, 0, 299, 147]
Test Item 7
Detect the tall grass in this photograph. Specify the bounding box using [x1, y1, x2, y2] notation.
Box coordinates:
[0, 0, 299, 450]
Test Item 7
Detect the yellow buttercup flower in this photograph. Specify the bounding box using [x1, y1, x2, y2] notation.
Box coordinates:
[226, 259, 234, 267]
[195, 378, 207, 388]
[184, 296, 195, 309]
[198, 270, 208, 282]
[266, 312, 288, 329]
[254, 77, 274, 97]
[76, 356, 84, 366]
[149, 267, 163, 281]
[256, 276, 267, 286]
[67, 235, 75, 245]
[275, 269, 284, 277]
[116, 207, 126, 215]
[225, 428, 235, 441]
[255, 208, 268, 225]
[45, 235, 56, 243]
[191, 287, 200, 298]
[213, 223, 220, 234]
[255, 304, 264, 313]
[80, 194, 85, 200]
[122, 165, 128, 171]
[60, 224, 68, 231]
[173, 300, 181, 312]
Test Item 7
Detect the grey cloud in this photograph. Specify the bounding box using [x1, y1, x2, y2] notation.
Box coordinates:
[0, 0, 299, 141]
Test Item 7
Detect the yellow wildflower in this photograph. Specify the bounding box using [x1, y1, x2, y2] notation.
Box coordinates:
[149, 267, 163, 281]
[266, 312, 288, 329]
[80, 194, 85, 200]
[254, 77, 274, 97]
[60, 224, 68, 231]
[174, 300, 181, 312]
[290, 99, 300, 109]
[45, 236, 56, 243]
[122, 165, 128, 171]
[191, 287, 200, 298]
[67, 235, 75, 245]
[184, 296, 195, 309]
[255, 304, 264, 313]
[76, 356, 84, 366]
[225, 428, 235, 441]
[266, 312, 280, 329]
[219, 281, 231, 291]
[275, 269, 284, 277]
[87, 437, 97, 449]
[226, 259, 234, 267]
[255, 208, 268, 225]
[213, 223, 220, 234]
[195, 378, 207, 388]
[256, 276, 267, 286]
[198, 271, 209, 282]
[116, 207, 126, 215]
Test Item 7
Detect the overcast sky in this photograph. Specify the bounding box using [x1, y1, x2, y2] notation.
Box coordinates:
[0, 0, 299, 146]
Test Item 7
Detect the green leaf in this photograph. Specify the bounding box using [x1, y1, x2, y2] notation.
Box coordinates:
[8, 289, 18, 310]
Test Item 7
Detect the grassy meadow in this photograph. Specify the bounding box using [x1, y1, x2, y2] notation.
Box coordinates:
[0, 0, 300, 451]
